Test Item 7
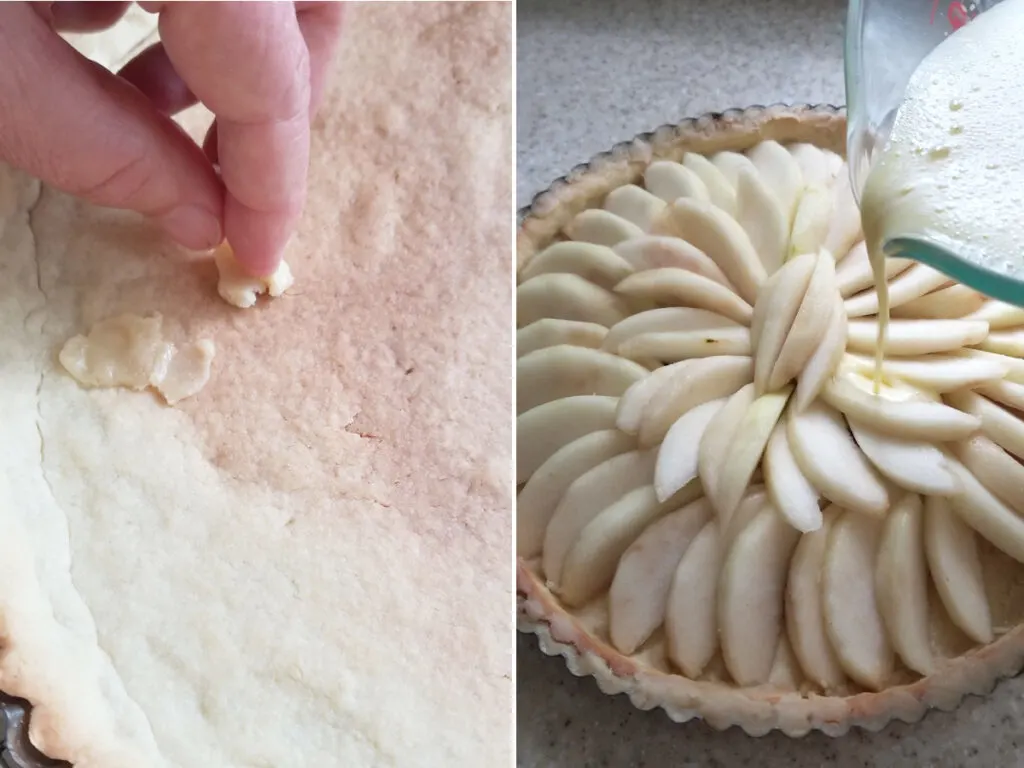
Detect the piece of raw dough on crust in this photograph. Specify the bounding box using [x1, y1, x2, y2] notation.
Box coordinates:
[0, 4, 513, 767]
[213, 244, 294, 308]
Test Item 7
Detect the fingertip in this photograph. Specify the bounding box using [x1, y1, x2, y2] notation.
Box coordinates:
[158, 204, 223, 252]
[223, 204, 290, 278]
[235, 249, 283, 279]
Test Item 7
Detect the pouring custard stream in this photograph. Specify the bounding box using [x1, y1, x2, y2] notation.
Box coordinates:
[860, 0, 1024, 388]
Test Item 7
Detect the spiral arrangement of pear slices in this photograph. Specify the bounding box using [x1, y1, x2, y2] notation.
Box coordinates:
[517, 138, 1024, 695]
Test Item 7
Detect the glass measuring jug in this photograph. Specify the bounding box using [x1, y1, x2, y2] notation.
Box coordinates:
[845, 0, 1004, 199]
[844, 0, 1024, 305]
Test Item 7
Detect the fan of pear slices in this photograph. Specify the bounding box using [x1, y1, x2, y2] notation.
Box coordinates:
[517, 129, 1024, 708]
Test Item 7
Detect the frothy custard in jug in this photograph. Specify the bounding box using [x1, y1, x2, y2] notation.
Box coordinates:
[861, 0, 1024, 382]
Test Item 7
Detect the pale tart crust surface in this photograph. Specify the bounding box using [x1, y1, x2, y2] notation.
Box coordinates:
[0, 3, 512, 766]
[516, 105, 1024, 736]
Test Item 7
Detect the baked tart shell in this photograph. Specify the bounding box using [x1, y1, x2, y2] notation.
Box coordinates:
[516, 104, 1024, 737]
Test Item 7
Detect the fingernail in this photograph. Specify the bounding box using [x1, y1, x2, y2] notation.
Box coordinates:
[159, 205, 223, 251]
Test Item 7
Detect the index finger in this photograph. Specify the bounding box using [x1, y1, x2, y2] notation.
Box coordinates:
[151, 2, 311, 276]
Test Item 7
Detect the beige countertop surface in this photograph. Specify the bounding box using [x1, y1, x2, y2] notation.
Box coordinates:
[516, 0, 1024, 764]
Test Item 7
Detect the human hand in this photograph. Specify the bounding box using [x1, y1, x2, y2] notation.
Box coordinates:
[0, 1, 344, 276]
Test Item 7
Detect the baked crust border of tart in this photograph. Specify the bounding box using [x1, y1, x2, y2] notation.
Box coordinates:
[516, 103, 1024, 737]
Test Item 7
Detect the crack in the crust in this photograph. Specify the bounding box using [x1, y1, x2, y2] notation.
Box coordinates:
[33, 374, 56, 507]
[12, 182, 166, 767]
[27, 185, 57, 509]
[3, 183, 79, 767]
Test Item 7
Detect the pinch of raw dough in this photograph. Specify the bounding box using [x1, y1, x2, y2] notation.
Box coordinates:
[153, 338, 216, 405]
[214, 244, 294, 309]
[59, 313, 215, 405]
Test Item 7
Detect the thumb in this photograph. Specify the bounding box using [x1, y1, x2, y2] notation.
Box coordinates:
[0, 4, 223, 251]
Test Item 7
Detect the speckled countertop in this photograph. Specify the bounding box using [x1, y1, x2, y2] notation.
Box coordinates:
[516, 0, 1024, 765]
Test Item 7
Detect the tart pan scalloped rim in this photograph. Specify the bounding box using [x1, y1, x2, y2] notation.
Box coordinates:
[0, 694, 65, 768]
[515, 103, 1024, 738]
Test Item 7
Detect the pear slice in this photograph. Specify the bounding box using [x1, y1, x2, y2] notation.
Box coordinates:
[844, 264, 949, 317]
[787, 400, 888, 516]
[654, 398, 726, 502]
[833, 367, 939, 402]
[649, 198, 766, 304]
[517, 318, 608, 358]
[614, 268, 753, 325]
[749, 271, 772, 350]
[608, 499, 713, 654]
[615, 359, 693, 434]
[955, 348, 1024, 385]
[565, 208, 644, 246]
[643, 161, 711, 203]
[764, 421, 822, 532]
[542, 449, 656, 584]
[875, 494, 933, 676]
[822, 372, 979, 441]
[613, 236, 733, 287]
[956, 435, 1024, 517]
[752, 251, 816, 393]
[847, 418, 959, 496]
[963, 300, 1024, 330]
[822, 149, 846, 185]
[709, 387, 792, 521]
[637, 355, 753, 448]
[604, 307, 741, 355]
[946, 460, 1024, 564]
[790, 184, 833, 258]
[710, 149, 758, 188]
[603, 184, 668, 231]
[979, 329, 1024, 357]
[722, 487, 768, 549]
[517, 395, 618, 483]
[517, 273, 630, 328]
[719, 504, 801, 686]
[835, 241, 913, 297]
[767, 634, 803, 691]
[846, 319, 989, 356]
[823, 510, 893, 691]
[786, 508, 844, 690]
[842, 351, 1008, 393]
[619, 327, 751, 362]
[519, 241, 635, 289]
[682, 151, 737, 214]
[517, 345, 648, 414]
[735, 164, 788, 275]
[891, 284, 985, 319]
[787, 142, 831, 188]
[923, 495, 993, 645]
[747, 140, 803, 221]
[559, 485, 675, 606]
[517, 430, 635, 558]
[822, 172, 863, 260]
[665, 520, 721, 678]
[946, 389, 1024, 461]
[793, 295, 847, 411]
[769, 248, 838, 391]
[699, 383, 757, 511]
[978, 378, 1024, 411]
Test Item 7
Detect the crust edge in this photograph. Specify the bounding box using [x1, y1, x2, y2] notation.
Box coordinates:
[517, 103, 845, 270]
[518, 560, 1024, 737]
